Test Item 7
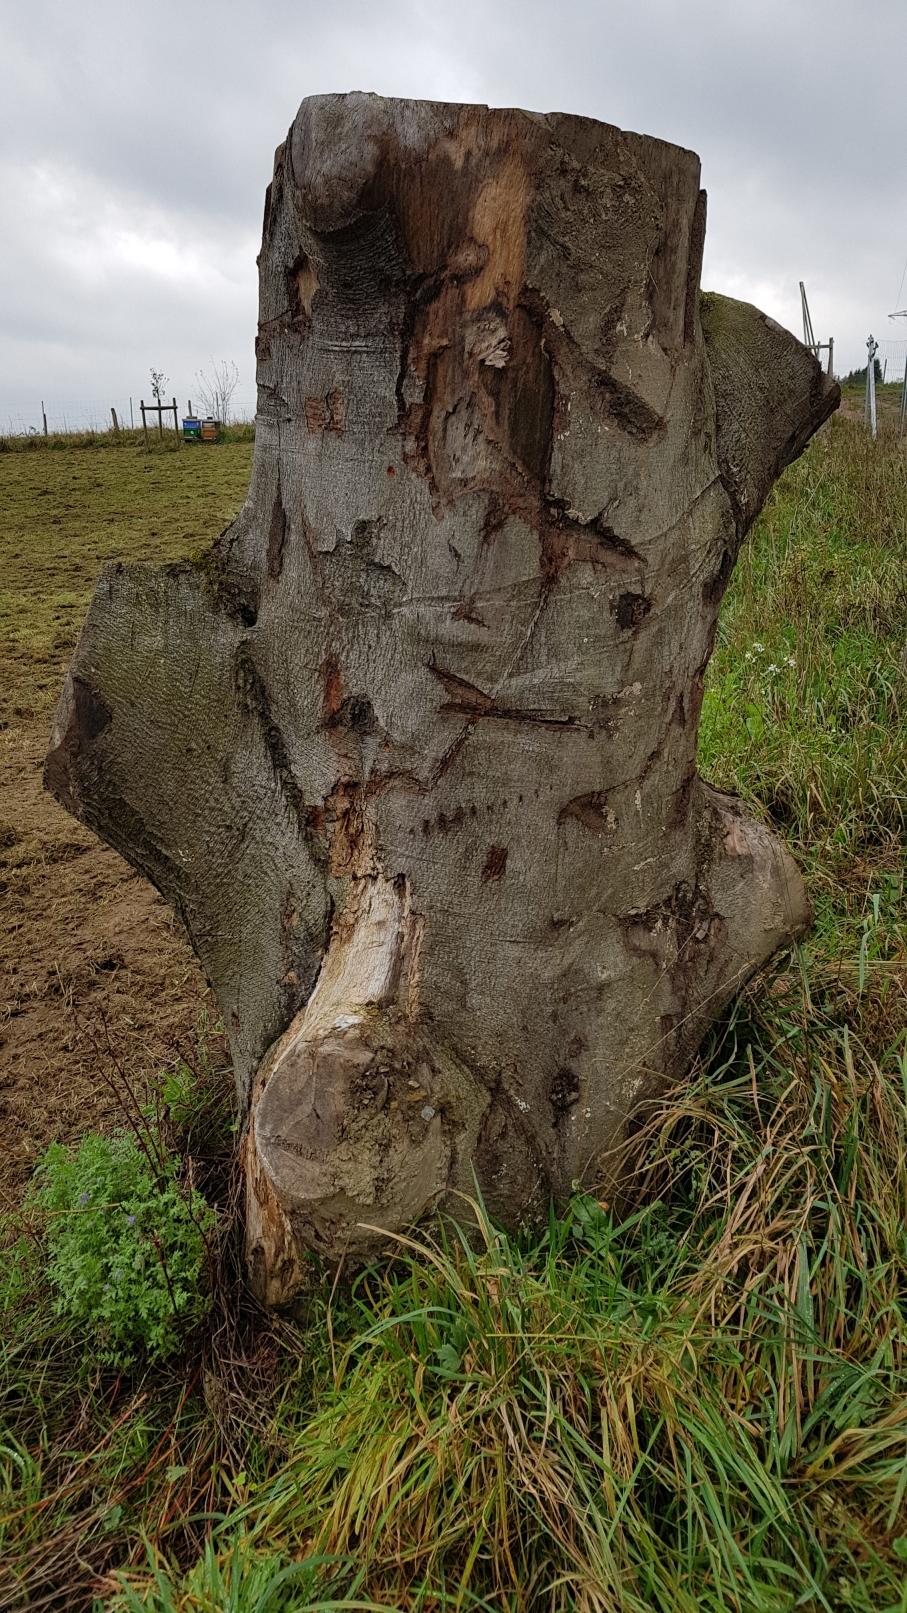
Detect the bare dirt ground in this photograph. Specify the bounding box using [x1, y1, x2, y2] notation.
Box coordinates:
[0, 720, 213, 1199]
[0, 439, 252, 1198]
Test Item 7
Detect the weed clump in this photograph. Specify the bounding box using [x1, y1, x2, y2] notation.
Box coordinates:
[27, 1130, 213, 1368]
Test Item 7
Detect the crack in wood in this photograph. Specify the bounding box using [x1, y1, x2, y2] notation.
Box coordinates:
[234, 641, 326, 857]
[427, 660, 582, 730]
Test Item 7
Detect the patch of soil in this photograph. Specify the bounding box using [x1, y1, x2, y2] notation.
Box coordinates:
[0, 720, 217, 1202]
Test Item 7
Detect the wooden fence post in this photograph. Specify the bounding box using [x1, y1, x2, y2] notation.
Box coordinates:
[171, 397, 180, 446]
[42, 401, 48, 437]
[140, 400, 149, 452]
[111, 407, 120, 433]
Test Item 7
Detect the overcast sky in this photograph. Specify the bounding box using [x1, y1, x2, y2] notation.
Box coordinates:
[1, 0, 904, 431]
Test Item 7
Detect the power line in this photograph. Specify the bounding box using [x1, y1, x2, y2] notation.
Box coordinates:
[894, 255, 907, 314]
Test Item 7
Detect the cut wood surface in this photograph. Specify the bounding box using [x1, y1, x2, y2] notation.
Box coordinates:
[46, 94, 838, 1296]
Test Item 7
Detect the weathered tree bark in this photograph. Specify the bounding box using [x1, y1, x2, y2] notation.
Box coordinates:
[45, 95, 838, 1300]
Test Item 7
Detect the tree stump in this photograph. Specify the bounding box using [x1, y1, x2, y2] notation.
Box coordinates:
[45, 94, 838, 1301]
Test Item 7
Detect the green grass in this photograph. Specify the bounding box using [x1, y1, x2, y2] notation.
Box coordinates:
[101, 971, 906, 1613]
[0, 433, 253, 724]
[699, 417, 906, 956]
[0, 424, 256, 453]
[0, 416, 905, 1611]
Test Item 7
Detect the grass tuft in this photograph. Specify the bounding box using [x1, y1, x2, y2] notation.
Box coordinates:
[97, 964, 907, 1611]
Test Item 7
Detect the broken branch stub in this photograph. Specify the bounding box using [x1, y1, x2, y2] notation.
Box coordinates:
[46, 94, 838, 1299]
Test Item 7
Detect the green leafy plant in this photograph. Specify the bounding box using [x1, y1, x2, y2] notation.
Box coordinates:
[152, 1022, 236, 1157]
[30, 1131, 213, 1368]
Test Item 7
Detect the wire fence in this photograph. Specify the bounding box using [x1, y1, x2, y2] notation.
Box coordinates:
[878, 338, 907, 384]
[2, 394, 259, 437]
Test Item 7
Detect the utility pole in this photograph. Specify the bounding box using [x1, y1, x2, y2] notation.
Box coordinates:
[864, 335, 878, 439]
[887, 308, 907, 436]
[800, 281, 815, 349]
[799, 282, 834, 376]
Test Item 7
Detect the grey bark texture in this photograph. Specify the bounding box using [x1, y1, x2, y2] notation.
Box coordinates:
[45, 94, 838, 1300]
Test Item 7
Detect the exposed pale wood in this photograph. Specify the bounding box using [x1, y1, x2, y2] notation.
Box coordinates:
[46, 94, 838, 1294]
[243, 872, 486, 1299]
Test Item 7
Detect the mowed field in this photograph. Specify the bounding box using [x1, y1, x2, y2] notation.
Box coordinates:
[0, 417, 906, 1610]
[0, 436, 252, 1196]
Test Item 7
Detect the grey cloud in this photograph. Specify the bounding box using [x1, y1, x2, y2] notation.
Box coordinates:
[2, 0, 904, 428]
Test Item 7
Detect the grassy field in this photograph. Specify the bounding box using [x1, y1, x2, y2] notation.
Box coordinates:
[0, 433, 253, 1194]
[0, 429, 254, 723]
[0, 418, 905, 1611]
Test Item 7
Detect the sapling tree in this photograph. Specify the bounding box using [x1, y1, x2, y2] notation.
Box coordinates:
[195, 359, 240, 423]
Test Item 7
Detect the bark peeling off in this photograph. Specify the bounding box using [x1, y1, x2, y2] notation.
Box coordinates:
[45, 94, 838, 1294]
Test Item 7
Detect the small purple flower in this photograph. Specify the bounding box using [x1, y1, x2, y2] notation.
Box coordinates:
[79, 1192, 90, 1205]
[126, 1214, 137, 1226]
